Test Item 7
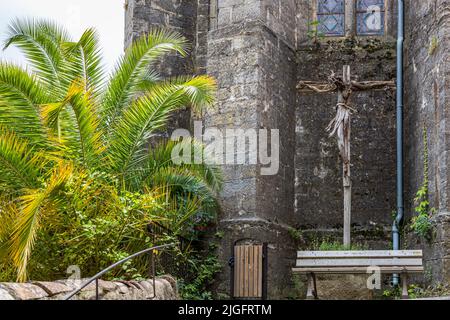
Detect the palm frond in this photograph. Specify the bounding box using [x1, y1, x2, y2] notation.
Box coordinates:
[145, 138, 223, 192]
[9, 161, 73, 282]
[0, 63, 49, 145]
[0, 196, 17, 261]
[40, 101, 67, 134]
[62, 28, 104, 96]
[134, 69, 161, 92]
[102, 29, 187, 127]
[107, 77, 216, 181]
[164, 75, 217, 115]
[0, 126, 46, 190]
[146, 166, 217, 206]
[3, 18, 71, 90]
[66, 82, 105, 167]
[41, 81, 104, 167]
[153, 190, 202, 235]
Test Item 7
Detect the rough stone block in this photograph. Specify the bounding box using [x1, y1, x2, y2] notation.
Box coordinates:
[32, 281, 72, 296]
[0, 283, 48, 300]
[0, 286, 14, 300]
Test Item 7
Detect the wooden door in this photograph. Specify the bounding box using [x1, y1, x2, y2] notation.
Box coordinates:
[233, 245, 264, 298]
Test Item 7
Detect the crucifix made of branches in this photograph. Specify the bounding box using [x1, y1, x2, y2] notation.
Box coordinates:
[297, 65, 395, 246]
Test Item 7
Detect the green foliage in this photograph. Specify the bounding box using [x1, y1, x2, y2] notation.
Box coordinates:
[383, 283, 450, 300]
[382, 284, 422, 300]
[419, 283, 450, 298]
[286, 273, 306, 300]
[307, 20, 325, 44]
[410, 208, 434, 239]
[177, 244, 222, 300]
[382, 287, 400, 299]
[288, 227, 303, 242]
[410, 126, 435, 241]
[391, 210, 397, 220]
[0, 18, 221, 283]
[310, 238, 368, 251]
[424, 266, 433, 283]
[214, 231, 225, 239]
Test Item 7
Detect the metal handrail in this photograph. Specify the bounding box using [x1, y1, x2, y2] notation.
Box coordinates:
[63, 243, 177, 300]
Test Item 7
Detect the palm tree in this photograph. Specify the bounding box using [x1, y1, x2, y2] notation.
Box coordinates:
[0, 18, 221, 281]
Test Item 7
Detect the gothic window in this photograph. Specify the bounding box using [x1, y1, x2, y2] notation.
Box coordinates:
[317, 0, 346, 37]
[356, 0, 385, 35]
[313, 0, 388, 38]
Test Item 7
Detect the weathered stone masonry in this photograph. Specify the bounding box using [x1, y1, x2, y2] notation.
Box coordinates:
[125, 0, 450, 298]
[205, 0, 298, 298]
[404, 0, 450, 284]
[0, 276, 178, 300]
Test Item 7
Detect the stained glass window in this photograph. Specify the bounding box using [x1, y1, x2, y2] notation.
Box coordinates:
[317, 0, 345, 37]
[356, 0, 385, 35]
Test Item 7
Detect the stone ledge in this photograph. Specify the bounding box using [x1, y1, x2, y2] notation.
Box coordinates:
[0, 287, 14, 300]
[0, 277, 178, 301]
[0, 283, 48, 300]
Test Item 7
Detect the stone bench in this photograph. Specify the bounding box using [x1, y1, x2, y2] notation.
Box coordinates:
[292, 250, 424, 300]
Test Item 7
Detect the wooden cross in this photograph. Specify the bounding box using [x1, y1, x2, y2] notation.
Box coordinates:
[297, 65, 395, 246]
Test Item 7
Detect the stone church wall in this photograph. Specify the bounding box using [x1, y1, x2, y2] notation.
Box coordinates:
[404, 0, 450, 285]
[205, 0, 298, 298]
[124, 0, 200, 133]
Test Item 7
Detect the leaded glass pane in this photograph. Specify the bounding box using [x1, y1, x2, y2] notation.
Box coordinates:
[318, 14, 345, 36]
[357, 0, 385, 35]
[318, 0, 345, 14]
[317, 0, 345, 37]
[357, 0, 385, 11]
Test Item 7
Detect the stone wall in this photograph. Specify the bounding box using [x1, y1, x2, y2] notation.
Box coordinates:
[124, 0, 207, 74]
[124, 0, 201, 132]
[125, 0, 197, 49]
[206, 0, 298, 299]
[404, 0, 450, 285]
[0, 276, 178, 300]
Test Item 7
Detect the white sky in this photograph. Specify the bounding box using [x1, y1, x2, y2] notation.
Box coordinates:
[0, 0, 125, 71]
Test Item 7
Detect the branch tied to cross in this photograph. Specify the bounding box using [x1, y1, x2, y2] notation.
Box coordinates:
[297, 65, 396, 246]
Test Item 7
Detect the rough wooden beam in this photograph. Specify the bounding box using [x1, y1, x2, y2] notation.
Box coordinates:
[351, 80, 396, 91]
[296, 81, 337, 93]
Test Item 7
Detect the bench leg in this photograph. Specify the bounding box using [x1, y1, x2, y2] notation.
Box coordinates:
[306, 273, 318, 300]
[401, 273, 409, 300]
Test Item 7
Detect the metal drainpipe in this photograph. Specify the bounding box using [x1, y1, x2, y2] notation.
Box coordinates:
[392, 0, 404, 287]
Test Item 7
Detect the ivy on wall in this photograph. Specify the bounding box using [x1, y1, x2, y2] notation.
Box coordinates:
[410, 125, 435, 241]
